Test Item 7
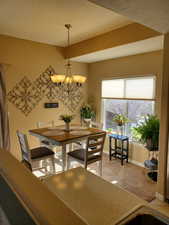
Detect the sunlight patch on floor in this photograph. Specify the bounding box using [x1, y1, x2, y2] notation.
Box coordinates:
[111, 180, 118, 184]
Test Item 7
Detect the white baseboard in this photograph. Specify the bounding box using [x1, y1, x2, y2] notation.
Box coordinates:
[128, 159, 145, 168]
[155, 192, 165, 201]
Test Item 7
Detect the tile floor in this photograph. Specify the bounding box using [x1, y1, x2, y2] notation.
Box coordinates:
[34, 152, 156, 202]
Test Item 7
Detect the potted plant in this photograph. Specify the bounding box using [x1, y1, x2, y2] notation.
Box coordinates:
[60, 114, 74, 132]
[132, 114, 160, 151]
[112, 114, 129, 135]
[80, 104, 95, 125]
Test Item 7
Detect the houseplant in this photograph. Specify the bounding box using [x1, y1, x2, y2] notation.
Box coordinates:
[132, 114, 160, 150]
[112, 114, 129, 135]
[60, 114, 74, 131]
[80, 104, 95, 125]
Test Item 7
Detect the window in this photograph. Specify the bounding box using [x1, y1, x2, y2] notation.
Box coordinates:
[101, 77, 155, 138]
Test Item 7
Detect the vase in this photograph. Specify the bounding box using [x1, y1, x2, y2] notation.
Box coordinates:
[84, 118, 92, 127]
[65, 122, 70, 132]
[117, 125, 124, 136]
[146, 138, 158, 151]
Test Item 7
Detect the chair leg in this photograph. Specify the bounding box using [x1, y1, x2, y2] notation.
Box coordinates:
[69, 143, 73, 152]
[67, 156, 71, 170]
[44, 160, 48, 174]
[84, 163, 87, 170]
[51, 157, 55, 174]
[99, 160, 102, 176]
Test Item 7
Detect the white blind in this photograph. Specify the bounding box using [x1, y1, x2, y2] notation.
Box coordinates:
[102, 77, 155, 99]
[125, 77, 154, 99]
[102, 79, 124, 98]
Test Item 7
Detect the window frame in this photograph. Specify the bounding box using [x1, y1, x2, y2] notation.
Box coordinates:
[100, 75, 156, 134]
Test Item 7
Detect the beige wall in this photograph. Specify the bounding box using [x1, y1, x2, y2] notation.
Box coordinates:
[0, 35, 88, 160]
[88, 50, 163, 164]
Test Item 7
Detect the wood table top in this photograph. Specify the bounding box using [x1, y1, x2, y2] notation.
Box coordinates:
[29, 125, 106, 143]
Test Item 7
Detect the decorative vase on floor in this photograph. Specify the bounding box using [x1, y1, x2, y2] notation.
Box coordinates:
[65, 122, 70, 132]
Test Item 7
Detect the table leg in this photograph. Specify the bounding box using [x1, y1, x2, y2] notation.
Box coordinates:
[109, 137, 112, 160]
[127, 139, 129, 163]
[62, 144, 67, 171]
[121, 141, 123, 166]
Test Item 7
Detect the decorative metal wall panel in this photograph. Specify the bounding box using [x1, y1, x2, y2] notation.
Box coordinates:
[35, 66, 61, 100]
[7, 77, 41, 116]
[7, 66, 83, 116]
[59, 88, 82, 112]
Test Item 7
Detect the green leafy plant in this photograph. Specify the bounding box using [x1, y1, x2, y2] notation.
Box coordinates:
[132, 114, 160, 150]
[80, 104, 95, 119]
[112, 114, 129, 126]
[60, 114, 74, 123]
[106, 128, 113, 133]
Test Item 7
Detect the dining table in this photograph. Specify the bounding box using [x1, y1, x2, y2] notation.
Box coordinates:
[29, 124, 106, 171]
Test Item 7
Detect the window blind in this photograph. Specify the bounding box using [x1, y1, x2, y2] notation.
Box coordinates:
[101, 79, 124, 98]
[102, 76, 155, 100]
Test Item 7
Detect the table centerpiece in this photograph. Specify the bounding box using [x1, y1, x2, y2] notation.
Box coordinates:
[60, 114, 74, 132]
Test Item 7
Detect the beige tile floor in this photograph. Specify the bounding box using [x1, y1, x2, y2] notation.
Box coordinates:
[89, 154, 157, 202]
[35, 153, 157, 202]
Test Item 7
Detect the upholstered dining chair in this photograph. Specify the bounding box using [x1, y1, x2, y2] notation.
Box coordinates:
[17, 131, 55, 174]
[67, 133, 106, 176]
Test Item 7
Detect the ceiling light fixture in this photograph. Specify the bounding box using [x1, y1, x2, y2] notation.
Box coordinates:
[51, 24, 86, 94]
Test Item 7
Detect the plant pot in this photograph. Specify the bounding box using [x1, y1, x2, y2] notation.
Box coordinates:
[116, 125, 124, 136]
[84, 118, 91, 127]
[146, 138, 158, 151]
[65, 122, 70, 132]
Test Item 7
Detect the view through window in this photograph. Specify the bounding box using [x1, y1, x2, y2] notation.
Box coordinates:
[101, 77, 155, 138]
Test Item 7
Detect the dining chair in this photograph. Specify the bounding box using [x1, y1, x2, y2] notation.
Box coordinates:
[17, 131, 55, 174]
[36, 120, 56, 150]
[67, 133, 106, 176]
[36, 121, 55, 128]
[90, 121, 103, 129]
[74, 121, 103, 149]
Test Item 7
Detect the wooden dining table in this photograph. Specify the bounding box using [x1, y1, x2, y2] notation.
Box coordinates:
[29, 125, 106, 171]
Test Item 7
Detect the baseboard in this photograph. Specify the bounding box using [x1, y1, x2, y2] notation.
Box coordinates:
[103, 151, 145, 168]
[155, 192, 165, 201]
[128, 159, 145, 168]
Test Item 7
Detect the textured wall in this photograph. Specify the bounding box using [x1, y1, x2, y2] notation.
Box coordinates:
[0, 35, 88, 160]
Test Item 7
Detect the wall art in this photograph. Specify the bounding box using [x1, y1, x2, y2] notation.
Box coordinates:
[7, 66, 83, 116]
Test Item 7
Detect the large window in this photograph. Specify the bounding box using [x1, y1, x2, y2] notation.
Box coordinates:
[101, 77, 155, 138]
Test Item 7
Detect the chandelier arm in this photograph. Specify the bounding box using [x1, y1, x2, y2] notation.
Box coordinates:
[51, 24, 86, 93]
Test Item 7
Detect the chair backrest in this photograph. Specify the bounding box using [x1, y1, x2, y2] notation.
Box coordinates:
[85, 133, 106, 164]
[17, 131, 31, 163]
[90, 121, 103, 129]
[36, 121, 55, 128]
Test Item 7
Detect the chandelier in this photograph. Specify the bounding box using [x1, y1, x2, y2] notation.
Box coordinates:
[51, 24, 86, 94]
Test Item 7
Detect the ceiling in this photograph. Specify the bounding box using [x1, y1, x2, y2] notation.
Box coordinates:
[71, 35, 163, 63]
[89, 0, 169, 33]
[0, 0, 131, 46]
